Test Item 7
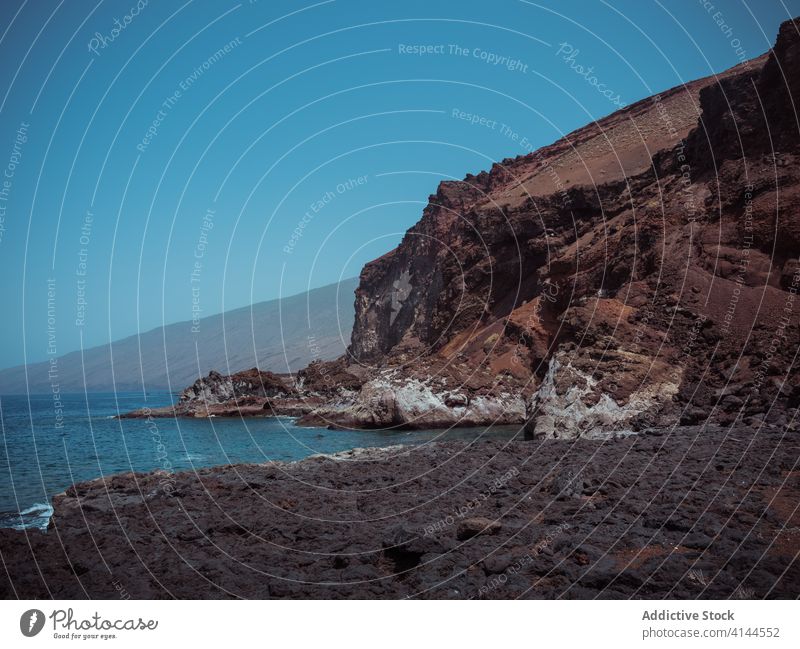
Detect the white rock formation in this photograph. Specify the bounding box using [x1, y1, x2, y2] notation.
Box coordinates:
[528, 350, 682, 439]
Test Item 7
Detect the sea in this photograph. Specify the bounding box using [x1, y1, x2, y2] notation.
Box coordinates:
[0, 392, 522, 530]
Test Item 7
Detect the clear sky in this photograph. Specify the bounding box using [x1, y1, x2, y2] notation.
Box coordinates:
[0, 0, 797, 370]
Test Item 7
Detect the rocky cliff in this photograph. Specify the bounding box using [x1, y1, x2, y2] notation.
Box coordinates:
[134, 20, 800, 436]
[301, 18, 800, 435]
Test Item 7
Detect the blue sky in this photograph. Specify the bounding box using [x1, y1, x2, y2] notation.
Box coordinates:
[0, 0, 797, 369]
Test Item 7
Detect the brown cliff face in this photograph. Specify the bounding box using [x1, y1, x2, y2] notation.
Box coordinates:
[314, 18, 800, 434]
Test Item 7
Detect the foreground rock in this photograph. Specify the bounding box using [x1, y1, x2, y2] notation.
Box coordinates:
[1, 427, 797, 599]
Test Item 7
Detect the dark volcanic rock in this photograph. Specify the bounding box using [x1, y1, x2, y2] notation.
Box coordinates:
[0, 428, 797, 599]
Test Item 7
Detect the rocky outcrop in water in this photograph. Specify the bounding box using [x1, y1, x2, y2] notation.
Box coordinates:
[120, 368, 316, 418]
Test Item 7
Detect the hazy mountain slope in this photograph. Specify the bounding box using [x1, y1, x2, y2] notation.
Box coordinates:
[0, 279, 357, 394]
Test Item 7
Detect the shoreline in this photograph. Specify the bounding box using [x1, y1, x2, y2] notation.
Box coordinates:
[0, 420, 526, 532]
[1, 425, 797, 599]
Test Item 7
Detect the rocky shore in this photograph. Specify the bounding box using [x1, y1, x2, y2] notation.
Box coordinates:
[1, 426, 797, 599]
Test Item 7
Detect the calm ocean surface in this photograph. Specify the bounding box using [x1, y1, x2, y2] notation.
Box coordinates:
[0, 392, 521, 530]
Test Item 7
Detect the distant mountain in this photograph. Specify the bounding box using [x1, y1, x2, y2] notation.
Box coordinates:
[0, 278, 358, 394]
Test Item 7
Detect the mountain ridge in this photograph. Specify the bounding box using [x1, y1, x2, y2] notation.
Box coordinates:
[0, 278, 358, 395]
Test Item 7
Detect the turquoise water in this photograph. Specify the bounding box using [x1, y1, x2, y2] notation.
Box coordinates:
[0, 392, 522, 529]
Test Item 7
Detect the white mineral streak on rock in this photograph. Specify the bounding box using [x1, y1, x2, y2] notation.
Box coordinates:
[389, 270, 411, 326]
[529, 350, 681, 439]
